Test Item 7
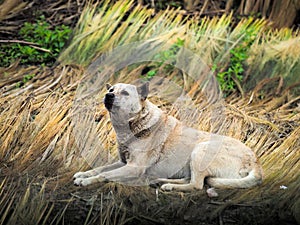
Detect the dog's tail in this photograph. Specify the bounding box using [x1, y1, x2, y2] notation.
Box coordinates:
[206, 165, 263, 189]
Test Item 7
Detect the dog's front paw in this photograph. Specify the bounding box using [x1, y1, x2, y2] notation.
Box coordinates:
[161, 183, 174, 191]
[74, 177, 85, 186]
[74, 177, 94, 186]
[73, 171, 88, 179]
[74, 175, 106, 186]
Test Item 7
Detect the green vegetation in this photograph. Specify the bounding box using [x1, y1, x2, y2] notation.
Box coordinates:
[1, 16, 71, 67]
[146, 38, 184, 79]
[16, 73, 35, 88]
[213, 20, 260, 96]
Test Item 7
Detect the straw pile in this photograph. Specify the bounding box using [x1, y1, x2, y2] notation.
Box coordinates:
[0, 1, 299, 224]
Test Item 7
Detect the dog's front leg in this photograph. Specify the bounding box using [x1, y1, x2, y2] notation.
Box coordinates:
[73, 161, 125, 180]
[74, 165, 145, 186]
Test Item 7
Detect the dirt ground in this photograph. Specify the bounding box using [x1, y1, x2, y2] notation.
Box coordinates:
[2, 171, 297, 225]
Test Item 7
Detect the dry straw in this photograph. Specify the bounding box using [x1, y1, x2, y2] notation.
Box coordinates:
[0, 0, 299, 224]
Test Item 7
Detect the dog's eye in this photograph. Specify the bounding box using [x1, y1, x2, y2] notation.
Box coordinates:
[109, 88, 114, 92]
[121, 90, 129, 96]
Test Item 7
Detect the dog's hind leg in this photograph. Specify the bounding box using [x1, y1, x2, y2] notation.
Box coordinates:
[161, 182, 198, 191]
[160, 171, 207, 191]
[161, 147, 210, 191]
[161, 168, 208, 191]
[155, 178, 190, 184]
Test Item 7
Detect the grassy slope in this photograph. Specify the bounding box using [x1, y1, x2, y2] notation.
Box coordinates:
[0, 1, 299, 224]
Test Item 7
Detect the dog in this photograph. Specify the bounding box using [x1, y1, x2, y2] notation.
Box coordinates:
[73, 82, 263, 194]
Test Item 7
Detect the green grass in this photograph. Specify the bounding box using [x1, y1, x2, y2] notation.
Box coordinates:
[146, 37, 185, 79]
[1, 15, 71, 67]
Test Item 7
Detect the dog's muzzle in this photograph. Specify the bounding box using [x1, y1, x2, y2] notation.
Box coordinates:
[104, 93, 115, 111]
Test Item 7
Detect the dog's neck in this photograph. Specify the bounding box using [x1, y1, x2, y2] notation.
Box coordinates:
[129, 100, 162, 137]
[111, 100, 162, 143]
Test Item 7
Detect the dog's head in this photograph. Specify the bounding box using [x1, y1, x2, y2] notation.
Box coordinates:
[104, 82, 149, 120]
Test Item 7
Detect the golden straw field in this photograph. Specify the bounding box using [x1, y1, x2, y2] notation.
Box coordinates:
[0, 1, 299, 224]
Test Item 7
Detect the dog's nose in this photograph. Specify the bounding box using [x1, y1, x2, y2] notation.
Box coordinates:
[104, 92, 115, 111]
[106, 92, 114, 98]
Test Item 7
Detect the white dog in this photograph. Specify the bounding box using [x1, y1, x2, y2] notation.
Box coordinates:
[74, 83, 263, 194]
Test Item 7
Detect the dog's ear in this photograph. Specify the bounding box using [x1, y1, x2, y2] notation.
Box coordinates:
[137, 82, 149, 100]
[106, 83, 112, 90]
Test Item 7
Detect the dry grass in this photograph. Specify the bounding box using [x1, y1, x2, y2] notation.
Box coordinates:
[0, 1, 300, 224]
[0, 62, 299, 224]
